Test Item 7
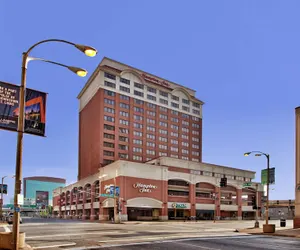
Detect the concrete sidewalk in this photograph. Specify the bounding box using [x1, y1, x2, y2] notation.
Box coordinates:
[240, 227, 300, 238]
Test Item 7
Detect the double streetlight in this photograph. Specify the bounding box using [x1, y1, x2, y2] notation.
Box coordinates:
[244, 151, 270, 227]
[12, 39, 97, 250]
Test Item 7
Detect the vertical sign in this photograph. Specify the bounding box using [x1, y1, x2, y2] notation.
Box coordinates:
[261, 168, 275, 185]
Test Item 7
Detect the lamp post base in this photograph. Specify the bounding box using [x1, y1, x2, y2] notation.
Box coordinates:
[254, 221, 259, 228]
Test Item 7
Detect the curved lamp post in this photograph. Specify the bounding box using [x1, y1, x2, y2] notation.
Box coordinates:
[244, 151, 270, 228]
[12, 39, 97, 250]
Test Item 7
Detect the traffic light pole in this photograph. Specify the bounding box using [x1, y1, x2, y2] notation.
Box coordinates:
[255, 183, 259, 228]
[0, 177, 5, 220]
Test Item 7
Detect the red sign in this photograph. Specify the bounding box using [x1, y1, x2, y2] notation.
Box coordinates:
[141, 73, 170, 88]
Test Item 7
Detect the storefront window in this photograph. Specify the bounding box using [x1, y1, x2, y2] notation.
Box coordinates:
[168, 190, 189, 196]
[168, 180, 189, 187]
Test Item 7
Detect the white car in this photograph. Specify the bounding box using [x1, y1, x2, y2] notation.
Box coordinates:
[7, 213, 22, 225]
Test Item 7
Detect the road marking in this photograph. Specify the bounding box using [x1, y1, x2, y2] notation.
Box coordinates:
[4, 226, 11, 232]
[175, 241, 220, 250]
[32, 243, 76, 249]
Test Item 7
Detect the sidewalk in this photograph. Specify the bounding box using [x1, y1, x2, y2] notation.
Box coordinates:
[239, 227, 300, 238]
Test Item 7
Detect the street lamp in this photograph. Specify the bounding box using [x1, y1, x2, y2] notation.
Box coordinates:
[244, 151, 272, 231]
[12, 39, 97, 250]
[0, 175, 15, 220]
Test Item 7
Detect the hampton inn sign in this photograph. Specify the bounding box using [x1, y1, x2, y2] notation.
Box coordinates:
[133, 183, 158, 193]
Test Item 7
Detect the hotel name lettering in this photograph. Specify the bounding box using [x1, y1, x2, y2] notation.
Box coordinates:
[133, 183, 158, 193]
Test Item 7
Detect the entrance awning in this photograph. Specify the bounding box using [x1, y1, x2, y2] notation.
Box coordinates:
[126, 197, 162, 208]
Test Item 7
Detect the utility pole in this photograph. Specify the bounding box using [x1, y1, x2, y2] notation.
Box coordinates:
[255, 183, 259, 228]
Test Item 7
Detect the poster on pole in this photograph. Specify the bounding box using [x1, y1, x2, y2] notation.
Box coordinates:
[0, 81, 47, 136]
[261, 168, 275, 185]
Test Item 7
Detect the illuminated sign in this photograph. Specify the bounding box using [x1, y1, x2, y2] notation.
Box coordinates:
[172, 203, 187, 209]
[133, 183, 158, 193]
[141, 73, 170, 88]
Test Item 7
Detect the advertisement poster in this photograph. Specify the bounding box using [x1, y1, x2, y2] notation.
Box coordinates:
[0, 81, 47, 136]
[36, 191, 49, 207]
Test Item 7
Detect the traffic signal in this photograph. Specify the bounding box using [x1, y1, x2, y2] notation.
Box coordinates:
[220, 178, 227, 187]
[289, 199, 292, 205]
[277, 200, 279, 205]
[251, 196, 257, 209]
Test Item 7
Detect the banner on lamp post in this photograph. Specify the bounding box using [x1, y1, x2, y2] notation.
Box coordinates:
[0, 81, 47, 136]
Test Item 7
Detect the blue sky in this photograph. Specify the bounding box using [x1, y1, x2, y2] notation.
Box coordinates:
[0, 1, 299, 203]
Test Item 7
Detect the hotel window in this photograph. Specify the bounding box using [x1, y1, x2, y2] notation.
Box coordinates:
[134, 82, 144, 89]
[134, 90, 144, 97]
[171, 102, 179, 108]
[134, 99, 144, 105]
[119, 119, 129, 126]
[147, 126, 155, 132]
[159, 129, 168, 135]
[120, 77, 130, 85]
[192, 123, 200, 128]
[119, 127, 129, 134]
[236, 176, 244, 181]
[120, 86, 130, 93]
[182, 106, 190, 112]
[245, 178, 251, 182]
[134, 115, 143, 121]
[133, 139, 143, 145]
[172, 95, 179, 101]
[193, 102, 200, 108]
[192, 130, 199, 135]
[159, 144, 167, 150]
[171, 132, 178, 137]
[120, 103, 129, 109]
[160, 90, 168, 97]
[120, 94, 130, 101]
[159, 152, 167, 156]
[103, 159, 114, 165]
[160, 98, 168, 105]
[147, 103, 156, 109]
[104, 150, 114, 157]
[159, 106, 167, 112]
[104, 98, 115, 105]
[147, 110, 156, 116]
[147, 141, 155, 147]
[182, 113, 189, 119]
[147, 94, 156, 101]
[159, 121, 167, 127]
[133, 131, 143, 137]
[192, 116, 200, 121]
[104, 142, 114, 148]
[192, 158, 199, 162]
[171, 147, 178, 152]
[192, 144, 199, 149]
[147, 118, 155, 124]
[133, 155, 142, 161]
[171, 117, 178, 123]
[171, 110, 179, 115]
[182, 149, 189, 154]
[171, 124, 179, 130]
[119, 111, 129, 117]
[134, 107, 144, 113]
[104, 90, 115, 96]
[192, 151, 200, 156]
[193, 109, 200, 115]
[159, 136, 168, 142]
[133, 147, 142, 153]
[104, 72, 116, 80]
[182, 134, 189, 140]
[119, 136, 128, 142]
[170, 154, 178, 158]
[147, 149, 155, 155]
[104, 133, 115, 140]
[214, 173, 222, 178]
[182, 99, 190, 105]
[133, 123, 143, 129]
[119, 144, 128, 150]
[159, 114, 168, 120]
[104, 115, 114, 122]
[119, 153, 128, 159]
[182, 127, 189, 133]
[182, 142, 189, 147]
[147, 134, 155, 140]
[171, 139, 178, 145]
[192, 137, 199, 142]
[182, 156, 189, 160]
[147, 86, 157, 93]
[104, 107, 115, 114]
[182, 120, 189, 126]
[104, 81, 116, 89]
[226, 175, 235, 180]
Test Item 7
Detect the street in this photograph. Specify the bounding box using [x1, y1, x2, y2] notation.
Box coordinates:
[1, 218, 298, 249]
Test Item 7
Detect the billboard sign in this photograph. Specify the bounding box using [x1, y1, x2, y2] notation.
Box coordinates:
[36, 191, 49, 207]
[261, 168, 275, 185]
[0, 81, 47, 136]
[0, 184, 8, 194]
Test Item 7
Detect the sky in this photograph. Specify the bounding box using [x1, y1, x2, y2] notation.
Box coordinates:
[0, 1, 299, 203]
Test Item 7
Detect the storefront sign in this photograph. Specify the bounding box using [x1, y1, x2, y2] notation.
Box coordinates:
[172, 203, 187, 209]
[133, 183, 158, 193]
[141, 73, 170, 88]
[104, 184, 114, 194]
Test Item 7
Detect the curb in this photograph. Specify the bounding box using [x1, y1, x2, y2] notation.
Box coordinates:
[249, 232, 300, 238]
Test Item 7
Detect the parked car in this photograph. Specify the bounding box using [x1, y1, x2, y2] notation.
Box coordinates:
[7, 213, 22, 224]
